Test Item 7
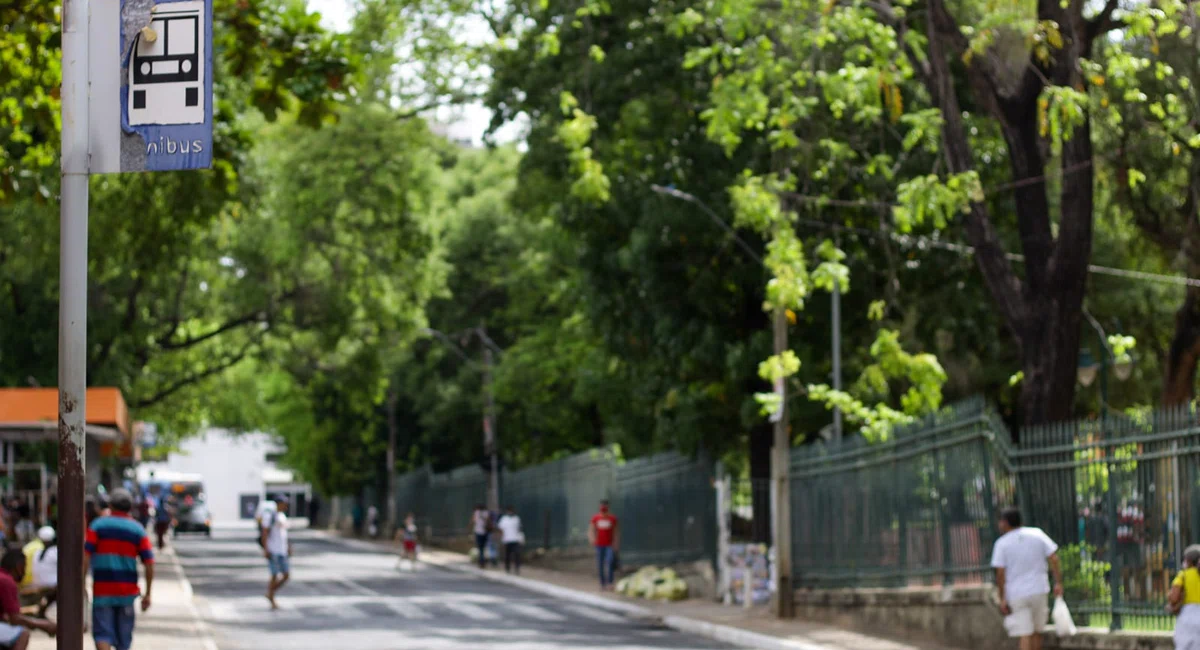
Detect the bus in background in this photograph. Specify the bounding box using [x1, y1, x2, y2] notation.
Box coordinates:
[139, 470, 210, 538]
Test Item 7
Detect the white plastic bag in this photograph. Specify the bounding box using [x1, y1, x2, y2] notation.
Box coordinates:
[1052, 597, 1077, 636]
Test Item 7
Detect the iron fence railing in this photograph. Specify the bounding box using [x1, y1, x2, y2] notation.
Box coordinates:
[790, 399, 1010, 590]
[381, 448, 716, 567]
[790, 398, 1200, 632]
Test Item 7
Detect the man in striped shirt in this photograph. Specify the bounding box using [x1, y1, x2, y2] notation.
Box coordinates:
[84, 489, 154, 650]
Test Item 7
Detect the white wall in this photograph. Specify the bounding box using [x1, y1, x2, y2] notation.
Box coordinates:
[141, 430, 283, 524]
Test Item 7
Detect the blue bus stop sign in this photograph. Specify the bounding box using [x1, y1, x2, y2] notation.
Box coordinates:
[89, 0, 213, 173]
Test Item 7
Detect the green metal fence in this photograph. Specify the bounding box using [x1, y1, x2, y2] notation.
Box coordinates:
[613, 452, 717, 566]
[504, 449, 616, 550]
[1014, 406, 1200, 631]
[790, 398, 1015, 589]
[792, 398, 1200, 632]
[384, 449, 716, 566]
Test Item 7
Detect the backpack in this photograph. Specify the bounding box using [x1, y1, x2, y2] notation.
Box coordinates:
[257, 510, 275, 547]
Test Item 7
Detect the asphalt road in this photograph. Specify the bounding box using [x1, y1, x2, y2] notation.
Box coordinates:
[174, 529, 737, 650]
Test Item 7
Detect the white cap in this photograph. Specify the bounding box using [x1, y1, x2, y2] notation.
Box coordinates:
[37, 526, 55, 543]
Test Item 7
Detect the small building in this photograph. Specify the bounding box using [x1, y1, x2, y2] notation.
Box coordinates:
[137, 429, 311, 525]
[0, 387, 136, 522]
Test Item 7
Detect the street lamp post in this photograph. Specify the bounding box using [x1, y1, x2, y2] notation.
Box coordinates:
[649, 184, 808, 618]
[1076, 310, 1133, 632]
[419, 327, 503, 512]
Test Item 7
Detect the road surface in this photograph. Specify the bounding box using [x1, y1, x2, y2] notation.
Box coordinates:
[174, 530, 737, 650]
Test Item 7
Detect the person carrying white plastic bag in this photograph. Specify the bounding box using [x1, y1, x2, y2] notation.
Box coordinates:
[1052, 596, 1076, 636]
[1168, 545, 1200, 649]
[992, 507, 1064, 650]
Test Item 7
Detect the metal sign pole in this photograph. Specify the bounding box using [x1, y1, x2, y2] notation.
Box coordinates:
[59, 0, 91, 646]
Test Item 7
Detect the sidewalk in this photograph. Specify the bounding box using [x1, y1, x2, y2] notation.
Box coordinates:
[29, 546, 216, 650]
[326, 532, 959, 650]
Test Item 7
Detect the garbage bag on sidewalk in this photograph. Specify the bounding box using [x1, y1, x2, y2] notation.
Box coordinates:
[1052, 597, 1077, 636]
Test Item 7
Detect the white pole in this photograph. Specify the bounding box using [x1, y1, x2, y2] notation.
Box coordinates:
[59, 0, 90, 645]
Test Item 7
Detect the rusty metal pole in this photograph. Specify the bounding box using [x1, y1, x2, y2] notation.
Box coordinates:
[482, 344, 500, 513]
[385, 389, 398, 540]
[59, 0, 90, 644]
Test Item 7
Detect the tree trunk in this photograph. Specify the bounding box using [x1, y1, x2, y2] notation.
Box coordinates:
[1016, 301, 1085, 426]
[1164, 285, 1200, 405]
[923, 0, 1093, 427]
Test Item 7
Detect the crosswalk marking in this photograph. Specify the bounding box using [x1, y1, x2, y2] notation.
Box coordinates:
[270, 604, 305, 621]
[504, 602, 566, 622]
[203, 596, 628, 628]
[442, 601, 501, 621]
[561, 604, 626, 624]
[207, 602, 243, 623]
[332, 575, 383, 597]
[383, 601, 431, 620]
[328, 604, 369, 620]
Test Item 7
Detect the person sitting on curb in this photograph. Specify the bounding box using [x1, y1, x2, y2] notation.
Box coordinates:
[0, 549, 56, 650]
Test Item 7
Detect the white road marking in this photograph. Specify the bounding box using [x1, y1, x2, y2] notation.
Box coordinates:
[328, 604, 370, 620]
[442, 601, 501, 621]
[561, 604, 627, 624]
[504, 602, 566, 622]
[383, 600, 432, 620]
[332, 575, 384, 597]
[207, 602, 244, 623]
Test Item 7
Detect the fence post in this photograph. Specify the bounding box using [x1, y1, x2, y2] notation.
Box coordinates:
[1106, 453, 1123, 631]
[980, 430, 998, 545]
[933, 446, 954, 587]
[895, 459, 909, 589]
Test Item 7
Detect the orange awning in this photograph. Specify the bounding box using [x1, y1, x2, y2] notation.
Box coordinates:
[0, 387, 129, 436]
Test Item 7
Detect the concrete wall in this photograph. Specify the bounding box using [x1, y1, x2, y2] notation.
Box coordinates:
[141, 430, 282, 523]
[793, 587, 1175, 650]
[793, 586, 1009, 650]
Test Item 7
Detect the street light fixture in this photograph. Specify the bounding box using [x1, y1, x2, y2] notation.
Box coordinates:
[1114, 354, 1134, 381]
[1077, 349, 1099, 388]
[417, 326, 503, 513]
[1077, 308, 1132, 632]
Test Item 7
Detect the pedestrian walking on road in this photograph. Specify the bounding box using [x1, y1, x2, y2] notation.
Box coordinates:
[992, 507, 1062, 650]
[152, 490, 173, 551]
[261, 496, 292, 610]
[0, 548, 56, 650]
[367, 505, 379, 538]
[588, 499, 619, 591]
[470, 505, 491, 569]
[85, 488, 154, 650]
[1168, 544, 1200, 648]
[496, 506, 523, 575]
[396, 513, 419, 571]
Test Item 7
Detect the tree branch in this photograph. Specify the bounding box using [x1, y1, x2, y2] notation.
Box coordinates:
[1087, 0, 1122, 43]
[159, 265, 191, 345]
[93, 274, 145, 373]
[393, 91, 481, 121]
[923, 0, 1028, 339]
[129, 339, 258, 408]
[157, 308, 269, 351]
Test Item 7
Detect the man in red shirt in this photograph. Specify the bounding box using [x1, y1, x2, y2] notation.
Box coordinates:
[0, 548, 56, 649]
[588, 500, 619, 591]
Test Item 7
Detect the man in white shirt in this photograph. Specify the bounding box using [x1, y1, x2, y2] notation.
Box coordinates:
[260, 497, 292, 610]
[991, 507, 1062, 650]
[496, 506, 523, 574]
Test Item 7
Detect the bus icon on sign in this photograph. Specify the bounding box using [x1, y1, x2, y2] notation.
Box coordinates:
[127, 1, 205, 126]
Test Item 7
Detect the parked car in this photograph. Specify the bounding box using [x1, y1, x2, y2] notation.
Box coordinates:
[173, 502, 212, 537]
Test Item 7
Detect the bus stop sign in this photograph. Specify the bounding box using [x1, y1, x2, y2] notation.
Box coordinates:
[88, 0, 213, 173]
